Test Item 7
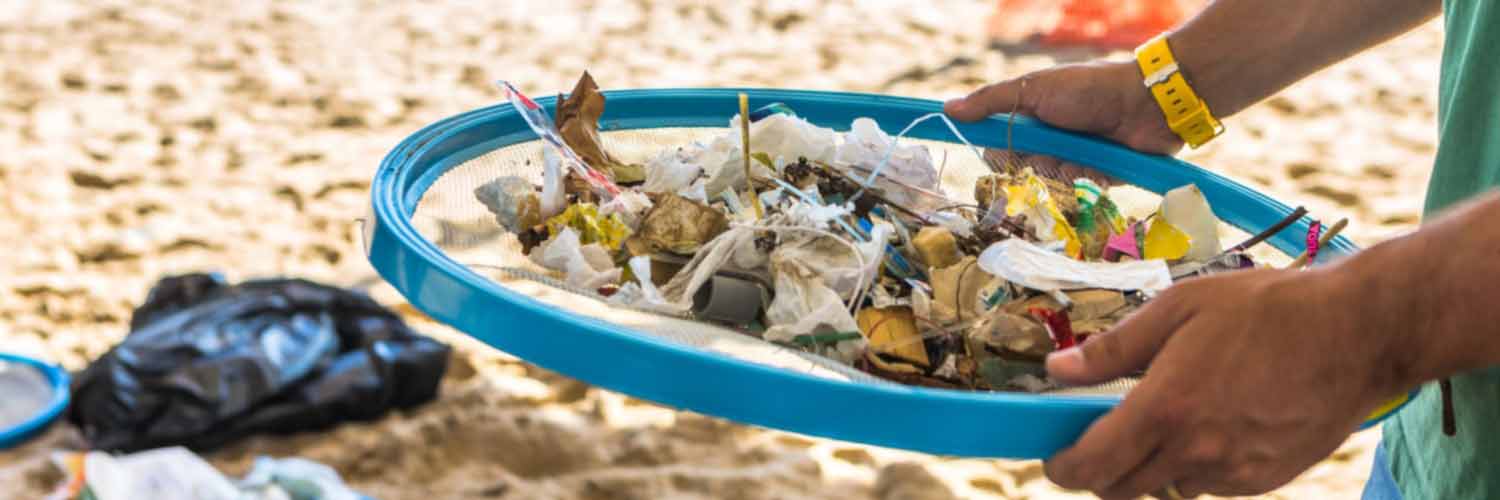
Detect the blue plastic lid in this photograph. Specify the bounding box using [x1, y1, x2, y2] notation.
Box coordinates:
[365, 88, 1413, 459]
[0, 352, 70, 449]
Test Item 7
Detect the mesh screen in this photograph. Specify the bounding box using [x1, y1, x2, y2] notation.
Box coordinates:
[410, 127, 1282, 395]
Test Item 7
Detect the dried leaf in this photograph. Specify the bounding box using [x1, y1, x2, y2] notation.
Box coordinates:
[629, 193, 730, 255]
[555, 71, 645, 183]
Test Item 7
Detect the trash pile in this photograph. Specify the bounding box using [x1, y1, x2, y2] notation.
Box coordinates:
[478, 73, 1320, 393]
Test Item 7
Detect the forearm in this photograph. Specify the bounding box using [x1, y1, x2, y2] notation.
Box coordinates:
[1167, 0, 1442, 117]
[1334, 191, 1500, 390]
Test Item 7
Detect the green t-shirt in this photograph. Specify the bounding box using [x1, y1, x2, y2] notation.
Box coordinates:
[1382, 1, 1500, 499]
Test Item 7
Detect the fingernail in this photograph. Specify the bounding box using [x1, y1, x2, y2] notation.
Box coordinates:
[1045, 347, 1084, 374]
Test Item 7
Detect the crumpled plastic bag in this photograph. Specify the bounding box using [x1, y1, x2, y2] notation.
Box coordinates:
[978, 238, 1172, 294]
[658, 226, 766, 306]
[609, 255, 689, 315]
[698, 135, 776, 198]
[740, 113, 838, 167]
[474, 176, 543, 233]
[68, 274, 450, 453]
[693, 113, 838, 197]
[768, 221, 890, 298]
[763, 253, 865, 364]
[835, 118, 940, 209]
[642, 146, 704, 193]
[531, 227, 623, 290]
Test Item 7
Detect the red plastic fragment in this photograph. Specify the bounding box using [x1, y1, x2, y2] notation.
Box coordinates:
[1305, 220, 1323, 264]
[1029, 307, 1078, 350]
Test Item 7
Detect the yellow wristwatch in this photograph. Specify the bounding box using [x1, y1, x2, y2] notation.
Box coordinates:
[1134, 34, 1225, 149]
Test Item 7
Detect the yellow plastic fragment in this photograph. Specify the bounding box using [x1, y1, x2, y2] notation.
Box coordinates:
[1003, 170, 1083, 258]
[545, 203, 632, 250]
[1143, 218, 1191, 260]
[856, 306, 930, 367]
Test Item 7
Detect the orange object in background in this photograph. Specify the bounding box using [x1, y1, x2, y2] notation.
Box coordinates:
[989, 0, 1204, 50]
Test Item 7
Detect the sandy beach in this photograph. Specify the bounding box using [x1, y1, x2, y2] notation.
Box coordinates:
[0, 1, 1442, 498]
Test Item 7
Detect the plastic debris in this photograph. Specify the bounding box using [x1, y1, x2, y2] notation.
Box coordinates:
[913, 226, 963, 269]
[642, 147, 704, 193]
[929, 256, 989, 324]
[68, 274, 448, 453]
[1143, 217, 1192, 260]
[978, 238, 1173, 293]
[475, 176, 544, 233]
[1004, 169, 1084, 258]
[763, 255, 865, 364]
[692, 275, 768, 325]
[532, 227, 624, 290]
[476, 74, 1321, 394]
[1104, 224, 1143, 261]
[47, 447, 363, 500]
[545, 203, 631, 250]
[837, 118, 941, 209]
[499, 80, 619, 198]
[748, 102, 796, 122]
[857, 306, 930, 367]
[599, 190, 653, 229]
[1160, 184, 1222, 261]
[541, 148, 567, 218]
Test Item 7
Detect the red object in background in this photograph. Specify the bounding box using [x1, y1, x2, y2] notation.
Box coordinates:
[989, 0, 1204, 50]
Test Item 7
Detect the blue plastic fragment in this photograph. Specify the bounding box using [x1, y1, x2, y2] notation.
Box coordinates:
[748, 102, 796, 122]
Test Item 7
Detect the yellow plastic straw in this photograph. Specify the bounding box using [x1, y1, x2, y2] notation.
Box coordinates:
[740, 93, 764, 219]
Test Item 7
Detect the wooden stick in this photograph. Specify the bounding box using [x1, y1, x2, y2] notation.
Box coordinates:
[1227, 206, 1309, 253]
[1287, 218, 1348, 268]
[740, 93, 764, 219]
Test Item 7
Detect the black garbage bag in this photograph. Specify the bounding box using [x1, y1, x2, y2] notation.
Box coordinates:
[68, 273, 450, 452]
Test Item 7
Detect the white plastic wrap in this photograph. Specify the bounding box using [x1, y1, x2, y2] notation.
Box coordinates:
[978, 238, 1173, 293]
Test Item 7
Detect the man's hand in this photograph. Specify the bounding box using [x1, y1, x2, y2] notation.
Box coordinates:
[944, 61, 1181, 156]
[1042, 267, 1405, 499]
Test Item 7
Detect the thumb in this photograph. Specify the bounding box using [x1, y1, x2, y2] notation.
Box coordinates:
[944, 76, 1035, 122]
[1045, 296, 1189, 386]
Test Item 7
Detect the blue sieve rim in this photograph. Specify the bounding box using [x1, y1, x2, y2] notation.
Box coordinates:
[367, 88, 1410, 459]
